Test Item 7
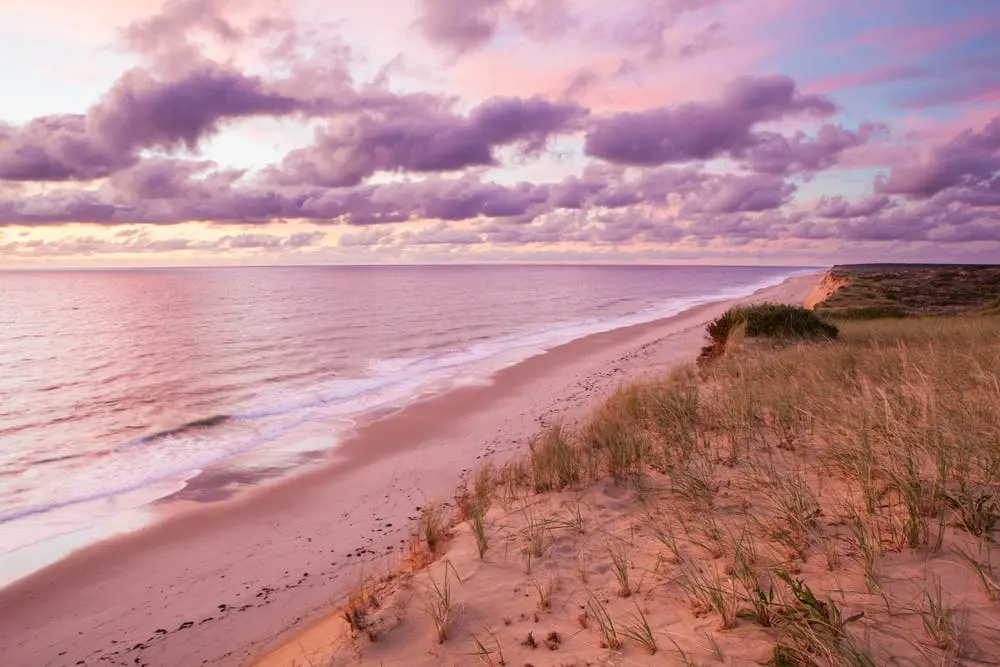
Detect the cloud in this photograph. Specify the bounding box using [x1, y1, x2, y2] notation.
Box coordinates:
[122, 0, 243, 67]
[511, 0, 578, 41]
[612, 0, 723, 63]
[219, 231, 326, 249]
[0, 67, 330, 182]
[876, 115, 1000, 198]
[0, 227, 325, 258]
[743, 123, 885, 175]
[678, 21, 726, 59]
[415, 0, 506, 55]
[584, 75, 836, 165]
[815, 193, 893, 219]
[415, 0, 577, 55]
[0, 115, 132, 181]
[808, 64, 932, 94]
[683, 173, 796, 214]
[272, 96, 587, 187]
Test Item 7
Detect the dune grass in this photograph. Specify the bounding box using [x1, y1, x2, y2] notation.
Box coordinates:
[332, 308, 1000, 665]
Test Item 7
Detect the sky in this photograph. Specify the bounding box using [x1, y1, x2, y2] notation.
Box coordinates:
[0, 0, 998, 267]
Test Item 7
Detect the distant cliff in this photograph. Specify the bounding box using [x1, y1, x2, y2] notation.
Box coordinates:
[803, 269, 848, 310]
[809, 264, 1000, 318]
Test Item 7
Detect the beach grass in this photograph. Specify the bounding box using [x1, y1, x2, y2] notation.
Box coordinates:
[319, 290, 1000, 666]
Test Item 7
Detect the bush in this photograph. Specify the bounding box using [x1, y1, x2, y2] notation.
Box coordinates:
[700, 303, 838, 364]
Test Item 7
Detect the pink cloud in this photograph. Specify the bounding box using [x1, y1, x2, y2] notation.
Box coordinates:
[806, 64, 930, 95]
[844, 16, 1000, 56]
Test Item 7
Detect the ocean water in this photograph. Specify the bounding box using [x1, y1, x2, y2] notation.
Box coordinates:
[0, 265, 813, 583]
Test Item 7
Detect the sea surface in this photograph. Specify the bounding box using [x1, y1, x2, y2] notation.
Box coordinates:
[0, 264, 814, 584]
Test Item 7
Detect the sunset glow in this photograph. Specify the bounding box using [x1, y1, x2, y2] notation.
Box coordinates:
[1, 0, 998, 266]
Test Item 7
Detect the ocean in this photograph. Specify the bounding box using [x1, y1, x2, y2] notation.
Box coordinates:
[0, 264, 813, 584]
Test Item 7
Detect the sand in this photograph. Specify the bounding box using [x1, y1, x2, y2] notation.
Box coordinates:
[0, 274, 819, 667]
[802, 270, 848, 310]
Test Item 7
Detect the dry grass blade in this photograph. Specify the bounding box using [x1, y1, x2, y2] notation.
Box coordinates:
[606, 541, 633, 597]
[621, 602, 658, 654]
[469, 625, 505, 666]
[530, 424, 585, 492]
[920, 577, 964, 656]
[530, 575, 558, 610]
[469, 505, 489, 560]
[422, 562, 461, 644]
[585, 591, 622, 650]
[679, 562, 737, 629]
[955, 543, 1000, 600]
[648, 512, 684, 564]
[420, 504, 447, 556]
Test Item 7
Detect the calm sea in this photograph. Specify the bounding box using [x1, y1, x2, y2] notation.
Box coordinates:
[0, 265, 813, 583]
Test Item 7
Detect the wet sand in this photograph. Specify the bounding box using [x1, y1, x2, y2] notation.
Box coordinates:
[0, 274, 819, 667]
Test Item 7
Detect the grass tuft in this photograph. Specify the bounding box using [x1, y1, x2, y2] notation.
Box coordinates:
[621, 602, 658, 654]
[529, 424, 584, 493]
[586, 591, 622, 650]
[422, 562, 460, 644]
[606, 541, 633, 597]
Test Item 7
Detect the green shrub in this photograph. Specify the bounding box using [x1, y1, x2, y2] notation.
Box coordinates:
[700, 303, 838, 364]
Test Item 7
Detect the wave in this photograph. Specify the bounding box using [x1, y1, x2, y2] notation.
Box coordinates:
[126, 414, 233, 448]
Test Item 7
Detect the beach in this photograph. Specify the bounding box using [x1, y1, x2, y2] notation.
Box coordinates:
[0, 273, 819, 667]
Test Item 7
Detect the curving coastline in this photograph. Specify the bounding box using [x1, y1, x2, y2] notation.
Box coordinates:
[0, 273, 821, 667]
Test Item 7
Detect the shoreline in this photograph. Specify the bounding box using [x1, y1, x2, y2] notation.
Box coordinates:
[1, 270, 811, 586]
[0, 273, 821, 667]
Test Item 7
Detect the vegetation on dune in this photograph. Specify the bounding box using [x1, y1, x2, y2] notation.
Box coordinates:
[699, 302, 838, 363]
[816, 264, 1000, 319]
[328, 278, 1000, 667]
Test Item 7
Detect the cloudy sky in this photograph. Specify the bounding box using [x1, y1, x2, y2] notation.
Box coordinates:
[0, 0, 998, 267]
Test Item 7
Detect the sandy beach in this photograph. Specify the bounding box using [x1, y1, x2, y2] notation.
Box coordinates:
[0, 274, 819, 667]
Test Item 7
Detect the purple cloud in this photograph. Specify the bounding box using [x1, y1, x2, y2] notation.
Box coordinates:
[584, 75, 837, 165]
[613, 0, 722, 63]
[0, 115, 131, 181]
[123, 0, 242, 64]
[416, 0, 505, 54]
[815, 193, 893, 219]
[743, 123, 884, 175]
[876, 115, 1000, 198]
[0, 68, 327, 182]
[511, 0, 578, 41]
[92, 68, 308, 153]
[416, 0, 575, 54]
[683, 173, 796, 214]
[273, 97, 587, 187]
